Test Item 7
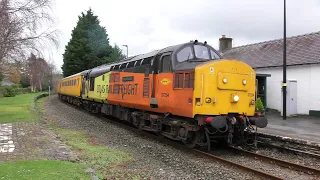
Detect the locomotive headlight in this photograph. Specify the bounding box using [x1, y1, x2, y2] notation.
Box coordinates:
[233, 95, 240, 102]
[242, 79, 247, 85]
[223, 77, 228, 84]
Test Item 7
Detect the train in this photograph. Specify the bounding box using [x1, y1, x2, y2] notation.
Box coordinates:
[58, 40, 268, 151]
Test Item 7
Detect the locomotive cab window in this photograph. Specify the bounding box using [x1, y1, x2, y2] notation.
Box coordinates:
[177, 46, 194, 62]
[194, 45, 210, 59]
[210, 49, 220, 59]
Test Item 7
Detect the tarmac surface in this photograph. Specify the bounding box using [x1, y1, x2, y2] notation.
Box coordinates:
[258, 110, 320, 144]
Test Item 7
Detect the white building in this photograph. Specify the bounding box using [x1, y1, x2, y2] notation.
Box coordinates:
[220, 32, 320, 116]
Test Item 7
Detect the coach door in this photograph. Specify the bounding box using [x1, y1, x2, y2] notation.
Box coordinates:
[155, 52, 173, 112]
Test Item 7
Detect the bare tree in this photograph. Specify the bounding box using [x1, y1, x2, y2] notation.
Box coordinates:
[0, 0, 59, 68]
[26, 53, 51, 91]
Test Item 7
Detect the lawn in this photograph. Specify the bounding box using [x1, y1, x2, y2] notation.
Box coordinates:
[0, 160, 90, 180]
[56, 128, 150, 179]
[0, 92, 45, 123]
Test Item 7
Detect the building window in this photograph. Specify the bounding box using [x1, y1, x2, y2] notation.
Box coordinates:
[174, 73, 184, 88]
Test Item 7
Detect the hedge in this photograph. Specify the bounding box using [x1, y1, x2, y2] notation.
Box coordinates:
[0, 86, 32, 97]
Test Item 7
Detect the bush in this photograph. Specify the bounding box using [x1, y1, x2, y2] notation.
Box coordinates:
[11, 84, 22, 88]
[3, 86, 16, 97]
[256, 97, 264, 111]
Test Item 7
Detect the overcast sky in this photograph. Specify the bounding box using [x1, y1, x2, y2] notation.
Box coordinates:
[49, 0, 320, 71]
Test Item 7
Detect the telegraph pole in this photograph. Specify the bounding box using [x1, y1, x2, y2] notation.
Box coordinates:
[283, 0, 287, 120]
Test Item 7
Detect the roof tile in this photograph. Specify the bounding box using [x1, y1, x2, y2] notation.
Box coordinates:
[222, 31, 320, 68]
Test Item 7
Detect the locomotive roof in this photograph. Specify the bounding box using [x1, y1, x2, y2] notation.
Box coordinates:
[61, 69, 90, 80]
[88, 41, 199, 78]
[63, 41, 214, 78]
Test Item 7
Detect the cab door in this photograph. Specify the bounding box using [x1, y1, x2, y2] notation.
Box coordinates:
[155, 52, 173, 113]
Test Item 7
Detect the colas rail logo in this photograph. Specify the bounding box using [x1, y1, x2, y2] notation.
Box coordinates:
[160, 78, 172, 85]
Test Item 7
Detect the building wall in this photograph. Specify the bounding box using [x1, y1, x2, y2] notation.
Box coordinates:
[255, 64, 320, 115]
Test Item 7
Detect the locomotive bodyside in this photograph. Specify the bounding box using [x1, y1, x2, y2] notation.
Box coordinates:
[58, 41, 268, 150]
[86, 72, 111, 103]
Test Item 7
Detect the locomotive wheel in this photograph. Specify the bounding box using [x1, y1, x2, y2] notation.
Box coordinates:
[182, 131, 199, 148]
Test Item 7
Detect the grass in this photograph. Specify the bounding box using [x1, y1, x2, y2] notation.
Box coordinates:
[0, 160, 90, 180]
[56, 128, 150, 179]
[0, 92, 45, 123]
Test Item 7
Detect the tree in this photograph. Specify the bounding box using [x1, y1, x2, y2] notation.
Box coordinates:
[105, 44, 127, 63]
[9, 68, 20, 84]
[0, 0, 59, 68]
[62, 8, 124, 77]
[0, 71, 3, 82]
[26, 53, 51, 91]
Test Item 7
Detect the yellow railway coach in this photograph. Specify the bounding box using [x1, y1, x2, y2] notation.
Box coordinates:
[58, 73, 82, 98]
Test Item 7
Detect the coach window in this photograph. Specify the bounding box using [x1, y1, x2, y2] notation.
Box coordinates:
[161, 54, 172, 73]
[177, 46, 194, 62]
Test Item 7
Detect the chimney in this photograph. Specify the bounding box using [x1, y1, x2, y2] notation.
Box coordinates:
[219, 35, 232, 52]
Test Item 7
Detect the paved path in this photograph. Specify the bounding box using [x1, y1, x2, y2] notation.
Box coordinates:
[259, 111, 320, 144]
[0, 121, 76, 162]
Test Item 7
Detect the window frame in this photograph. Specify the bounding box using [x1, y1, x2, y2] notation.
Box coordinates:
[160, 53, 172, 73]
[173, 72, 184, 89]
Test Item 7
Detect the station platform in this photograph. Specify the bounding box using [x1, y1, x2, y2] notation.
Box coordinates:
[258, 110, 320, 144]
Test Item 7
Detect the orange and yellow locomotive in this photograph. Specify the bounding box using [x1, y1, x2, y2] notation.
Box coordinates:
[58, 40, 268, 150]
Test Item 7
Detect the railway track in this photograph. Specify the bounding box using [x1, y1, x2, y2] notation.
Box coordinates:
[227, 146, 320, 178]
[59, 99, 320, 180]
[257, 133, 320, 159]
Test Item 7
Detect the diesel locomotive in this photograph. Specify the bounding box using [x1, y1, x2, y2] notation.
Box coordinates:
[58, 40, 268, 150]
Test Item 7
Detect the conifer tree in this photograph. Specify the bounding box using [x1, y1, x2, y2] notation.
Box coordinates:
[62, 8, 123, 77]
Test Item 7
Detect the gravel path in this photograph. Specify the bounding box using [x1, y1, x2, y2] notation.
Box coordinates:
[0, 121, 77, 163]
[44, 96, 263, 180]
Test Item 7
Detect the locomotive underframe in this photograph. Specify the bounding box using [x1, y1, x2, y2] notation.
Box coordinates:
[59, 94, 259, 151]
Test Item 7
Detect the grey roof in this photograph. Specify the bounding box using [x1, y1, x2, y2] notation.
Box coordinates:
[221, 31, 320, 69]
[1, 80, 14, 86]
